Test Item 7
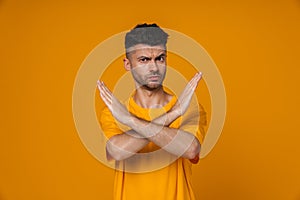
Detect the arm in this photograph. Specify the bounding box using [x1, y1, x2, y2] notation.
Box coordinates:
[105, 130, 148, 161]
[126, 72, 202, 159]
[98, 72, 202, 161]
[102, 104, 181, 161]
[129, 112, 201, 160]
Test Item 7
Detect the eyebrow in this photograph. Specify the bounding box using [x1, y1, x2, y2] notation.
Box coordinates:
[137, 56, 151, 60]
[155, 53, 166, 58]
[137, 53, 167, 60]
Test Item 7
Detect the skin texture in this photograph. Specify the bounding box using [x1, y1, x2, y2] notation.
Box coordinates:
[97, 44, 202, 162]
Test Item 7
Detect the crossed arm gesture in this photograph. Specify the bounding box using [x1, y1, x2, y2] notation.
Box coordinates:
[97, 72, 203, 162]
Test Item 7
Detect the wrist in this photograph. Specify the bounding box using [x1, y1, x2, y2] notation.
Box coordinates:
[169, 108, 181, 120]
[160, 109, 180, 127]
[128, 116, 140, 130]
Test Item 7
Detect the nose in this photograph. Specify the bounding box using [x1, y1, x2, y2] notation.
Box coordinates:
[148, 59, 159, 72]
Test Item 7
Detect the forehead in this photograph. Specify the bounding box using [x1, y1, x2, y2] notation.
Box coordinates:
[127, 44, 166, 56]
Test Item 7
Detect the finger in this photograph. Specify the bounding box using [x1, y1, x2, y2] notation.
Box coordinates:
[101, 82, 122, 108]
[100, 88, 112, 106]
[99, 82, 113, 104]
[98, 82, 113, 105]
[189, 72, 201, 86]
[97, 80, 102, 91]
[193, 73, 202, 86]
[98, 81, 109, 99]
[196, 72, 202, 81]
[195, 72, 203, 84]
[97, 81, 111, 105]
[97, 80, 109, 96]
[100, 81, 113, 99]
[190, 73, 199, 83]
[194, 72, 202, 82]
[100, 81, 125, 108]
[190, 72, 202, 89]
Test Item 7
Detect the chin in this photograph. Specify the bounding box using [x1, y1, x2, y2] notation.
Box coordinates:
[144, 83, 162, 90]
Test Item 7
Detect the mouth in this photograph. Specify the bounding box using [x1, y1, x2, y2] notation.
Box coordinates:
[148, 75, 160, 81]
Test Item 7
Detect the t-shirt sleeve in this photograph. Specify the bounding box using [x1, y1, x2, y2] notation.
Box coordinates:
[180, 102, 207, 144]
[197, 103, 207, 144]
[99, 107, 123, 139]
[179, 103, 207, 164]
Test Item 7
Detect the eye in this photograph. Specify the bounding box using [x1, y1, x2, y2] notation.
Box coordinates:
[156, 56, 165, 62]
[139, 57, 150, 63]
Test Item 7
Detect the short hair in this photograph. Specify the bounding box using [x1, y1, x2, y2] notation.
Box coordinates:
[125, 23, 169, 53]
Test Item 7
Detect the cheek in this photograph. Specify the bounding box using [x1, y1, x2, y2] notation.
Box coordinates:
[159, 66, 166, 74]
[131, 65, 147, 76]
[137, 64, 149, 72]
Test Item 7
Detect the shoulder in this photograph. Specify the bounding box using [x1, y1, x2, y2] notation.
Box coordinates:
[99, 107, 123, 139]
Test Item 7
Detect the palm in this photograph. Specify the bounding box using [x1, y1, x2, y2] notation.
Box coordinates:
[174, 72, 202, 115]
[97, 81, 132, 126]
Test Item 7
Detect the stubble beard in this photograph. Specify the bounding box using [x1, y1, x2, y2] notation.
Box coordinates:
[132, 71, 165, 91]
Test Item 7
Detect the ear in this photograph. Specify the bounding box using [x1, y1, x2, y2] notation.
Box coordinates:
[123, 58, 131, 71]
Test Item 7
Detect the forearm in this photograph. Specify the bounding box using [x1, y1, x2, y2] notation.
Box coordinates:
[106, 130, 148, 161]
[106, 110, 181, 161]
[129, 115, 200, 159]
[151, 108, 180, 127]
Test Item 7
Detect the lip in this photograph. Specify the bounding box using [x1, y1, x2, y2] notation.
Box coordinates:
[148, 76, 160, 81]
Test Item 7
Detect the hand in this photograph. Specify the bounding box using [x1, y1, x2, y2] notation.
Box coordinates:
[97, 80, 133, 126]
[172, 72, 202, 116]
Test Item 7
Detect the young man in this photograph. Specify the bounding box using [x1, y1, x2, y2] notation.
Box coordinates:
[97, 23, 205, 200]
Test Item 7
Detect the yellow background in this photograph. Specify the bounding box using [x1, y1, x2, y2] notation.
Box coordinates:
[1, 0, 300, 199]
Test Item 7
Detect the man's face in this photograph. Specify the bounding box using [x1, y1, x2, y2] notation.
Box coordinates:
[125, 44, 167, 90]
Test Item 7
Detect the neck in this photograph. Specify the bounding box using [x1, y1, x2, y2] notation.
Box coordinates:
[133, 85, 171, 108]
